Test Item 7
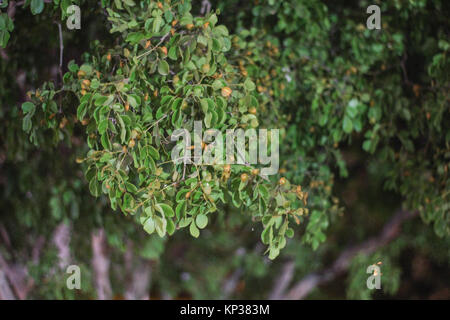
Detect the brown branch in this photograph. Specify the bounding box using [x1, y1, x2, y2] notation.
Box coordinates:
[200, 0, 211, 15]
[52, 223, 71, 269]
[124, 262, 152, 300]
[54, 22, 64, 88]
[91, 229, 112, 300]
[0, 224, 12, 251]
[31, 236, 45, 265]
[0, 223, 72, 300]
[7, 1, 18, 20]
[221, 244, 264, 299]
[400, 53, 413, 87]
[0, 269, 15, 300]
[0, 224, 35, 299]
[277, 210, 419, 300]
[0, 251, 30, 300]
[124, 241, 152, 300]
[222, 268, 243, 299]
[268, 261, 295, 300]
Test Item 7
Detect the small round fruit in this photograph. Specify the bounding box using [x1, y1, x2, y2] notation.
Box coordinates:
[201, 64, 210, 73]
[221, 87, 232, 97]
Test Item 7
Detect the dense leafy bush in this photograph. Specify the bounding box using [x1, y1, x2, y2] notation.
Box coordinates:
[0, 0, 448, 299]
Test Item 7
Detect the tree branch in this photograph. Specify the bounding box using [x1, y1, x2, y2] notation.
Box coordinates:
[0, 251, 30, 300]
[54, 22, 64, 88]
[91, 229, 112, 300]
[268, 261, 295, 300]
[52, 223, 71, 269]
[200, 0, 211, 15]
[0, 270, 15, 300]
[276, 209, 419, 300]
[124, 241, 152, 300]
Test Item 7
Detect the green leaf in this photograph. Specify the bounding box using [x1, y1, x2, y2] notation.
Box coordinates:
[127, 95, 138, 109]
[166, 218, 175, 235]
[126, 32, 146, 44]
[22, 114, 32, 133]
[68, 60, 79, 73]
[89, 179, 101, 197]
[0, 30, 11, 48]
[195, 214, 208, 229]
[153, 16, 162, 33]
[200, 99, 209, 114]
[118, 116, 126, 143]
[101, 132, 111, 150]
[209, 14, 218, 26]
[268, 247, 280, 260]
[77, 102, 87, 120]
[343, 116, 353, 133]
[156, 203, 174, 218]
[189, 221, 200, 238]
[362, 140, 372, 152]
[154, 216, 167, 237]
[143, 218, 155, 234]
[204, 112, 212, 128]
[95, 95, 108, 106]
[30, 0, 44, 15]
[158, 60, 169, 75]
[244, 78, 255, 91]
[346, 99, 358, 118]
[122, 193, 134, 209]
[168, 46, 177, 60]
[164, 10, 173, 23]
[197, 35, 208, 47]
[176, 200, 186, 220]
[212, 79, 223, 90]
[147, 145, 160, 160]
[178, 217, 192, 228]
[213, 25, 229, 37]
[98, 119, 109, 135]
[286, 228, 294, 238]
[22, 102, 35, 115]
[258, 184, 269, 201]
[261, 226, 271, 244]
[125, 182, 138, 193]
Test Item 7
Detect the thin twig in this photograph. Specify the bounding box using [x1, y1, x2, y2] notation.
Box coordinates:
[200, 0, 211, 15]
[136, 32, 171, 60]
[55, 22, 64, 88]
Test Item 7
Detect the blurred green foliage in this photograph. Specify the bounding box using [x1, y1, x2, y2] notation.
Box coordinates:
[0, 0, 448, 299]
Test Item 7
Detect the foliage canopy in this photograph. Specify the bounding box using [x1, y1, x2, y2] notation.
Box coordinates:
[0, 0, 448, 299]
